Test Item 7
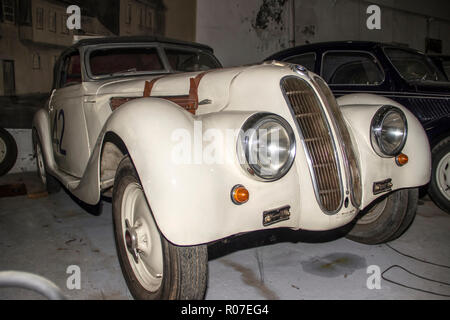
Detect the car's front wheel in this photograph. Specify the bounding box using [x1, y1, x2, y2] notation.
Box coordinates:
[346, 188, 418, 244]
[112, 156, 208, 300]
[428, 137, 450, 214]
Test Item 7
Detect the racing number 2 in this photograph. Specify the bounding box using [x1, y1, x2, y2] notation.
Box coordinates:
[52, 109, 67, 156]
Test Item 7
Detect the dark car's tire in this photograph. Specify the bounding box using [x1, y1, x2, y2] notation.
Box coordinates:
[112, 156, 208, 300]
[0, 127, 18, 176]
[428, 137, 450, 214]
[32, 130, 61, 194]
[346, 188, 418, 244]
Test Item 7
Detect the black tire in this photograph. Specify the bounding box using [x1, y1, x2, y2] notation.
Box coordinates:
[112, 156, 208, 300]
[32, 130, 61, 194]
[0, 127, 18, 176]
[346, 188, 418, 245]
[428, 137, 450, 213]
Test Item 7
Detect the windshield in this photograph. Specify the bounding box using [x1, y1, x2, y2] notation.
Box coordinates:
[165, 49, 221, 72]
[89, 47, 164, 77]
[385, 48, 448, 82]
[88, 46, 221, 78]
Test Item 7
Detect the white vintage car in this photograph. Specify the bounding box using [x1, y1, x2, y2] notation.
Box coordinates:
[33, 36, 431, 300]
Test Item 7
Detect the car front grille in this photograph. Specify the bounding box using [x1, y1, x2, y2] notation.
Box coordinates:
[313, 77, 362, 208]
[281, 77, 343, 213]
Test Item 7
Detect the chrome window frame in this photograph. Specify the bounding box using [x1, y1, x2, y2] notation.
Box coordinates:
[320, 50, 386, 87]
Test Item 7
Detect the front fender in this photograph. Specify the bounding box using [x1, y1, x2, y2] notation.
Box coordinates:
[338, 94, 432, 208]
[103, 98, 302, 245]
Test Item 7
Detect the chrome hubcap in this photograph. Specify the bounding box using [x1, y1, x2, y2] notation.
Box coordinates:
[436, 152, 450, 201]
[0, 136, 6, 163]
[357, 197, 388, 225]
[121, 182, 163, 292]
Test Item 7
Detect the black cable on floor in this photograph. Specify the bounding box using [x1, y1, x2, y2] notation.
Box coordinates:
[385, 243, 450, 269]
[382, 265, 450, 298]
[382, 244, 450, 298]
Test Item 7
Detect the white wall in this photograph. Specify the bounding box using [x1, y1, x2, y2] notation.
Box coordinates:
[196, 0, 450, 67]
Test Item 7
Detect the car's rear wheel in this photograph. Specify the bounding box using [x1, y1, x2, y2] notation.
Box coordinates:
[0, 127, 18, 177]
[112, 156, 208, 300]
[33, 130, 61, 194]
[346, 188, 418, 244]
[428, 137, 450, 213]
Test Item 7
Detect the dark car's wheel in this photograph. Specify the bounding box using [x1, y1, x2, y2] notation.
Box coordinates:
[32, 130, 61, 194]
[428, 137, 450, 213]
[112, 156, 208, 300]
[0, 127, 18, 176]
[346, 188, 418, 244]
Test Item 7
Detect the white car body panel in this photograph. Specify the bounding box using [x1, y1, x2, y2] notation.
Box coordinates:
[33, 46, 431, 246]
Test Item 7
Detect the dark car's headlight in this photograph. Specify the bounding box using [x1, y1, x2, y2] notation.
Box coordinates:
[238, 113, 296, 181]
[371, 105, 407, 157]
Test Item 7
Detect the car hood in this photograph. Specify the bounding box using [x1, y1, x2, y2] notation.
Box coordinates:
[84, 67, 250, 113]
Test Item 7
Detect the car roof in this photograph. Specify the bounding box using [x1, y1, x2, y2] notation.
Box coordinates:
[266, 40, 423, 60]
[68, 35, 214, 52]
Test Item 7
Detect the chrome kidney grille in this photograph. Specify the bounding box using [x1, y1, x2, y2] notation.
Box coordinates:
[281, 77, 343, 213]
[313, 76, 362, 208]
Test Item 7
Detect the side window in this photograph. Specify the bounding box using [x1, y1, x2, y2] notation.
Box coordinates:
[322, 51, 384, 85]
[60, 52, 81, 87]
[283, 53, 316, 71]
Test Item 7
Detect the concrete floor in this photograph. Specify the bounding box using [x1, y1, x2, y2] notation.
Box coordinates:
[0, 172, 449, 300]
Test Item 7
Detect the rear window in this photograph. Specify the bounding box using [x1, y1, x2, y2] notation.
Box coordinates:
[89, 47, 164, 76]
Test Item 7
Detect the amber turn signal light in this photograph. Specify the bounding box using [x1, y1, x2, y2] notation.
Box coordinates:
[231, 185, 249, 205]
[396, 153, 408, 166]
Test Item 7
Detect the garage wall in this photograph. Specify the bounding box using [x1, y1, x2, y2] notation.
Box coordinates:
[164, 0, 197, 42]
[196, 0, 450, 67]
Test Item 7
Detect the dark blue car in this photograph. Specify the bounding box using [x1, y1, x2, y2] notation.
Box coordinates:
[267, 41, 450, 213]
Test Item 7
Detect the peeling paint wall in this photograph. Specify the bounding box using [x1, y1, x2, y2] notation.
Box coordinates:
[196, 0, 450, 67]
[196, 0, 291, 67]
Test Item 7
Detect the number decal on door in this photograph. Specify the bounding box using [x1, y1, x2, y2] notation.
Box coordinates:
[52, 109, 67, 156]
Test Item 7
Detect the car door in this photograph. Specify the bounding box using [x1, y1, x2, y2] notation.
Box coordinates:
[320, 50, 388, 98]
[49, 50, 90, 178]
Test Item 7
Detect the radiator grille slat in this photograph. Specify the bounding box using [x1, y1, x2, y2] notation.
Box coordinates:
[281, 77, 342, 212]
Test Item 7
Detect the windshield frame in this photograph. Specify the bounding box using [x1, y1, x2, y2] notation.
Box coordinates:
[83, 43, 221, 81]
[383, 46, 448, 83]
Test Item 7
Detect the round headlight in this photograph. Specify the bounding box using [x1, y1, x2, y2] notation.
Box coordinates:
[239, 113, 296, 181]
[371, 106, 407, 157]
